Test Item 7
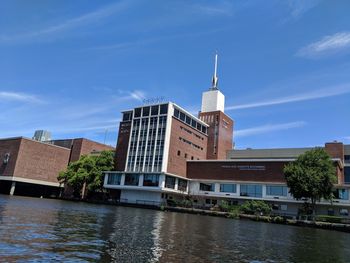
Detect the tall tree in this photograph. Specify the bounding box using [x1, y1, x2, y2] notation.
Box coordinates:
[284, 148, 337, 216]
[58, 150, 114, 199]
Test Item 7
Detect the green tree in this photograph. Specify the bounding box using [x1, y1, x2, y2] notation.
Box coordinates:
[58, 150, 114, 199]
[284, 148, 337, 216]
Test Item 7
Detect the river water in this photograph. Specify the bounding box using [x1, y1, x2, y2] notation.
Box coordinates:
[0, 195, 349, 263]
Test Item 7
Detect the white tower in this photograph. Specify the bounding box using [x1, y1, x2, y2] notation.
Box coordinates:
[201, 52, 225, 113]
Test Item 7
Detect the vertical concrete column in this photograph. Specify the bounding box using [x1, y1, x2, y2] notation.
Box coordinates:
[215, 183, 220, 193]
[138, 174, 144, 187]
[121, 173, 125, 185]
[236, 184, 240, 196]
[159, 174, 165, 188]
[262, 185, 267, 198]
[175, 178, 179, 191]
[10, 181, 16, 196]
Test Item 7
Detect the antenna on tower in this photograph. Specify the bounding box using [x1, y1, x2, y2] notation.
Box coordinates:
[211, 51, 219, 90]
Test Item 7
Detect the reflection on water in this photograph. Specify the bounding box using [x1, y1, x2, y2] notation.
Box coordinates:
[0, 195, 350, 262]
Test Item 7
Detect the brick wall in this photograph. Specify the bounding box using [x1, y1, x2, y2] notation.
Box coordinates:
[115, 121, 132, 171]
[167, 117, 208, 177]
[0, 138, 21, 177]
[70, 138, 115, 162]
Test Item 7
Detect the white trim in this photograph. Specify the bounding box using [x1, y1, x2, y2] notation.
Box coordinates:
[0, 176, 61, 187]
[162, 103, 173, 172]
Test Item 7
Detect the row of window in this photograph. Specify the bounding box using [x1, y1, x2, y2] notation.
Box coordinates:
[199, 183, 288, 198]
[178, 137, 203, 151]
[180, 126, 204, 141]
[177, 150, 200, 160]
[173, 107, 207, 134]
[134, 104, 168, 118]
[107, 174, 189, 191]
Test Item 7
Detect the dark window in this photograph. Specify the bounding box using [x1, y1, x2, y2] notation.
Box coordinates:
[177, 150, 181, 156]
[165, 176, 176, 189]
[220, 184, 236, 193]
[151, 105, 159, 115]
[179, 112, 185, 121]
[178, 179, 188, 191]
[124, 174, 139, 186]
[345, 155, 350, 164]
[202, 126, 207, 134]
[240, 185, 262, 198]
[134, 108, 142, 118]
[174, 108, 180, 118]
[333, 189, 349, 200]
[160, 104, 168, 114]
[142, 106, 150, 116]
[143, 174, 159, 187]
[266, 185, 288, 196]
[107, 173, 122, 185]
[191, 120, 197, 128]
[345, 167, 350, 184]
[184, 153, 187, 158]
[185, 115, 191, 125]
[191, 156, 194, 160]
[122, 112, 132, 121]
[200, 183, 215, 192]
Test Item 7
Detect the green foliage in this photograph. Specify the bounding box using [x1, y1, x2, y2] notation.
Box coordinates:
[272, 216, 285, 224]
[240, 200, 272, 215]
[219, 200, 230, 212]
[284, 148, 337, 214]
[58, 150, 114, 198]
[315, 215, 343, 224]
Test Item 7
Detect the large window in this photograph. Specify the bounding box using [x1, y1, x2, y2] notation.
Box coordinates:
[240, 184, 262, 198]
[178, 179, 188, 192]
[124, 174, 139, 186]
[345, 167, 350, 184]
[107, 173, 121, 185]
[165, 176, 176, 189]
[200, 183, 215, 192]
[220, 184, 236, 193]
[143, 174, 159, 187]
[333, 189, 349, 200]
[266, 185, 288, 196]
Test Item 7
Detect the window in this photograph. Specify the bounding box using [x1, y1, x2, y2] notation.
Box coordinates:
[179, 112, 185, 121]
[178, 179, 187, 192]
[134, 108, 141, 118]
[177, 150, 181, 156]
[220, 184, 236, 193]
[345, 167, 350, 184]
[122, 112, 132, 121]
[185, 115, 191, 125]
[340, 209, 349, 216]
[124, 174, 139, 186]
[142, 106, 150, 116]
[143, 174, 159, 187]
[200, 183, 215, 192]
[266, 185, 288, 196]
[345, 155, 350, 164]
[160, 104, 168, 114]
[333, 189, 349, 200]
[174, 108, 180, 118]
[165, 176, 176, 189]
[184, 153, 187, 158]
[107, 173, 121, 185]
[240, 184, 262, 198]
[151, 105, 159, 115]
[191, 156, 194, 160]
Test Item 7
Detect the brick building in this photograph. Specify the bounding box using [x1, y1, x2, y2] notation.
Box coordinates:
[0, 137, 114, 197]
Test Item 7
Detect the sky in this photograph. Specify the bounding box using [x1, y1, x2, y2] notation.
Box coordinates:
[1, 0, 350, 149]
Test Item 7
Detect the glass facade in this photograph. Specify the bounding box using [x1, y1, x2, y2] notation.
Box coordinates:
[126, 104, 168, 173]
[173, 106, 207, 135]
[200, 183, 215, 192]
[266, 185, 288, 196]
[220, 184, 236, 193]
[107, 173, 121, 185]
[240, 184, 262, 198]
[124, 174, 139, 186]
[143, 174, 159, 187]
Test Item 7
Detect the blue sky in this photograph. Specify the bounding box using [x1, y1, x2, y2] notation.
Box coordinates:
[1, 0, 350, 149]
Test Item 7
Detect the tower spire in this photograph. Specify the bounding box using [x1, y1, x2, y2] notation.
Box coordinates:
[211, 51, 218, 90]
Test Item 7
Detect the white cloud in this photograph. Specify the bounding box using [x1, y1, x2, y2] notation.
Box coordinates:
[0, 1, 131, 43]
[226, 84, 350, 111]
[0, 91, 42, 103]
[191, 1, 234, 16]
[128, 90, 146, 102]
[235, 121, 306, 138]
[297, 32, 350, 58]
[287, 0, 321, 19]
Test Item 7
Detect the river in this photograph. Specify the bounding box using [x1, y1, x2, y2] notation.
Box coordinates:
[0, 195, 349, 262]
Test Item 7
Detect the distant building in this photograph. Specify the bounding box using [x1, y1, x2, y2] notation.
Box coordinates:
[0, 137, 114, 197]
[33, 130, 52, 142]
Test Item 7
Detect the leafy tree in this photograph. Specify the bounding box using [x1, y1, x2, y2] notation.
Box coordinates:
[284, 148, 337, 216]
[58, 150, 114, 199]
[240, 200, 271, 215]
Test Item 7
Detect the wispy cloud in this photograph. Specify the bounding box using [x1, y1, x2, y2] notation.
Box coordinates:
[297, 32, 350, 58]
[0, 91, 42, 103]
[287, 0, 322, 19]
[226, 84, 350, 111]
[128, 90, 146, 102]
[0, 1, 131, 43]
[191, 1, 234, 16]
[235, 121, 306, 138]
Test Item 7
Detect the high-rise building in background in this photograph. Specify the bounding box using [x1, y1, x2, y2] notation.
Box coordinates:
[32, 130, 52, 142]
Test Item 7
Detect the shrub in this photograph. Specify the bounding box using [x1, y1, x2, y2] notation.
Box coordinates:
[272, 216, 285, 224]
[315, 215, 343, 224]
[240, 200, 272, 215]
